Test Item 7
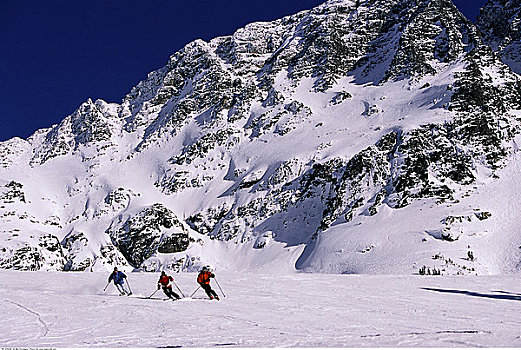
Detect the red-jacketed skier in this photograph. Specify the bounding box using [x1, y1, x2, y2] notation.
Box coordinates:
[197, 266, 220, 300]
[157, 271, 181, 300]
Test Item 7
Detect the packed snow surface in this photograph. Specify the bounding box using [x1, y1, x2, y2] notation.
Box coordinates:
[1, 271, 521, 347]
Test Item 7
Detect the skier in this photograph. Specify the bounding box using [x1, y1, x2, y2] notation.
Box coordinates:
[157, 271, 181, 300]
[197, 266, 220, 300]
[108, 267, 131, 296]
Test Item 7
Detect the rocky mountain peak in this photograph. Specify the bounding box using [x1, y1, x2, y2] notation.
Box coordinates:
[1, 0, 521, 274]
[478, 0, 521, 73]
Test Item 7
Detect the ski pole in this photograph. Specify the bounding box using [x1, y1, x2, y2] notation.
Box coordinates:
[125, 278, 133, 295]
[103, 281, 110, 292]
[214, 278, 226, 298]
[190, 286, 200, 297]
[173, 282, 185, 297]
[148, 289, 159, 298]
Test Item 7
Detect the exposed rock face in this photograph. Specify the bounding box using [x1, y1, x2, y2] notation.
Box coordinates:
[107, 204, 190, 267]
[94, 188, 137, 219]
[31, 99, 121, 166]
[478, 0, 521, 74]
[63, 231, 91, 271]
[0, 233, 65, 271]
[0, 181, 26, 203]
[0, 0, 520, 273]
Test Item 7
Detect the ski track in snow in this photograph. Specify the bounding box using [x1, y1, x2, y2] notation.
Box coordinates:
[1, 298, 50, 342]
[1, 271, 521, 347]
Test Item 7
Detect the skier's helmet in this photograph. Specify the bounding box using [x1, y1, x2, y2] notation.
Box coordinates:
[114, 267, 118, 271]
[161, 271, 166, 276]
[201, 266, 208, 271]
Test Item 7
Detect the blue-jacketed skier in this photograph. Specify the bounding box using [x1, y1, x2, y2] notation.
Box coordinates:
[108, 267, 131, 296]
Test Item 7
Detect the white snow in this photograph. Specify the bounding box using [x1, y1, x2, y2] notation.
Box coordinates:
[1, 270, 521, 347]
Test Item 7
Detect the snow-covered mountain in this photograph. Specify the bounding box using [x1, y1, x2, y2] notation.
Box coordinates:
[478, 0, 521, 74]
[1, 0, 521, 275]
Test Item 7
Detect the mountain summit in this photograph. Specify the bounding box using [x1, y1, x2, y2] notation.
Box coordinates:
[478, 0, 521, 74]
[1, 0, 520, 274]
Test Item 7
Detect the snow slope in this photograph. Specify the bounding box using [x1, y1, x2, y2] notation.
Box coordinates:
[1, 271, 521, 347]
[297, 148, 521, 275]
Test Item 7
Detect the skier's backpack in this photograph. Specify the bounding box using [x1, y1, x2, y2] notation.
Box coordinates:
[197, 271, 210, 284]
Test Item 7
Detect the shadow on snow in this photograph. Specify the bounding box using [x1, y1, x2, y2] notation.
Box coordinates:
[422, 287, 521, 301]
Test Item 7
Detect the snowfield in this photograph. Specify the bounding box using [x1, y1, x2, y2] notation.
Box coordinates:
[1, 271, 521, 347]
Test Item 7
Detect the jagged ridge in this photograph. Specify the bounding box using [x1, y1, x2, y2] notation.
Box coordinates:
[0, 0, 520, 274]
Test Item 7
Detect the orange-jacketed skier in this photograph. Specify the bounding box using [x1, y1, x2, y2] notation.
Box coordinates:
[197, 266, 220, 300]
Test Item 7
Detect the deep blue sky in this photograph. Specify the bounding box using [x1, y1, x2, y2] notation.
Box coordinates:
[0, 0, 487, 141]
